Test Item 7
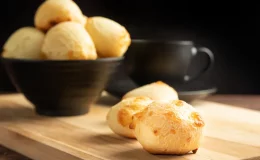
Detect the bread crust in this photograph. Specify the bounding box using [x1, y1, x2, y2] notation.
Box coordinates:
[85, 16, 131, 58]
[123, 81, 179, 101]
[106, 96, 153, 138]
[41, 21, 97, 60]
[131, 100, 205, 155]
[3, 27, 45, 59]
[34, 0, 85, 31]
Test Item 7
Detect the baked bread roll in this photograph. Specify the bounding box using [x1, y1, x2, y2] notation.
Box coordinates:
[41, 21, 97, 60]
[123, 81, 179, 101]
[130, 100, 205, 155]
[85, 16, 131, 58]
[34, 0, 85, 31]
[2, 27, 45, 59]
[83, 15, 88, 26]
[106, 96, 153, 138]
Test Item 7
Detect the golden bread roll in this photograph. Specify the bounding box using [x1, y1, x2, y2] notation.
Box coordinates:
[106, 96, 153, 138]
[123, 81, 179, 101]
[130, 100, 205, 155]
[85, 16, 131, 58]
[2, 27, 45, 59]
[34, 0, 85, 31]
[83, 15, 88, 25]
[41, 21, 97, 60]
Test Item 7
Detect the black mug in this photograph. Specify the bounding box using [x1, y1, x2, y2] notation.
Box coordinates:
[124, 39, 214, 86]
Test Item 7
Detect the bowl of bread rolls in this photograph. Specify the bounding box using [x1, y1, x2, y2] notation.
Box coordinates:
[107, 81, 205, 155]
[0, 0, 131, 116]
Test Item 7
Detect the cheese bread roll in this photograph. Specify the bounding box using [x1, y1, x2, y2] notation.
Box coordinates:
[2, 27, 44, 59]
[130, 100, 205, 155]
[85, 16, 131, 58]
[41, 21, 97, 60]
[34, 0, 85, 31]
[123, 81, 178, 101]
[106, 96, 153, 138]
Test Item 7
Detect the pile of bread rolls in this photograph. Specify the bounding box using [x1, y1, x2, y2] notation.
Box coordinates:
[107, 81, 205, 155]
[2, 0, 131, 60]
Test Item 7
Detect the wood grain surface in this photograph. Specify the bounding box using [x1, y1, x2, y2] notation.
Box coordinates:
[0, 93, 260, 160]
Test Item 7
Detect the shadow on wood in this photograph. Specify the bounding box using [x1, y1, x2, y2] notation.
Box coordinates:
[81, 133, 134, 145]
[111, 148, 159, 160]
[0, 99, 45, 123]
[95, 93, 120, 106]
[242, 156, 260, 160]
[0, 106, 35, 123]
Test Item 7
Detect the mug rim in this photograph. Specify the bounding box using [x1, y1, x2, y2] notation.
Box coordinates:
[131, 39, 194, 45]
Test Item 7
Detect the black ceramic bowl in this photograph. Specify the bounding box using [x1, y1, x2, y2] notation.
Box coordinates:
[0, 60, 17, 93]
[1, 57, 122, 116]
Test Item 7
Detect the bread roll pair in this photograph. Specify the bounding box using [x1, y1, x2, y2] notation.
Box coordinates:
[2, 22, 97, 60]
[106, 81, 205, 155]
[34, 0, 96, 60]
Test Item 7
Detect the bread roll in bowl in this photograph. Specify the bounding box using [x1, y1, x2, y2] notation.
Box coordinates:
[41, 21, 97, 60]
[106, 96, 153, 138]
[83, 15, 88, 26]
[130, 100, 205, 155]
[123, 81, 179, 101]
[85, 16, 131, 58]
[2, 27, 45, 59]
[34, 0, 85, 31]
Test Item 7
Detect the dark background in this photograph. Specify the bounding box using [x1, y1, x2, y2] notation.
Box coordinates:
[0, 0, 257, 94]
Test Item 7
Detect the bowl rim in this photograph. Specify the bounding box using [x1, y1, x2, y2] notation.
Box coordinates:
[0, 56, 124, 63]
[131, 39, 194, 45]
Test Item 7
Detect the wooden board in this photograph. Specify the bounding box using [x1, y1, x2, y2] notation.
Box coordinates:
[0, 93, 260, 160]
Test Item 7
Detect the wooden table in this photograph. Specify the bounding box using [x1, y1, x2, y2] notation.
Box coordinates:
[0, 94, 260, 160]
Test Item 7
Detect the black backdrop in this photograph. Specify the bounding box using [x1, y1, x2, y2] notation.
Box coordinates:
[0, 0, 257, 94]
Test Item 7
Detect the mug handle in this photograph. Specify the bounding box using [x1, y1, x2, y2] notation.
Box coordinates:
[184, 47, 214, 81]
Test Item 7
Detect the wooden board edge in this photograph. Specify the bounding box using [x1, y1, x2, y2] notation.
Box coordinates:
[0, 126, 104, 160]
